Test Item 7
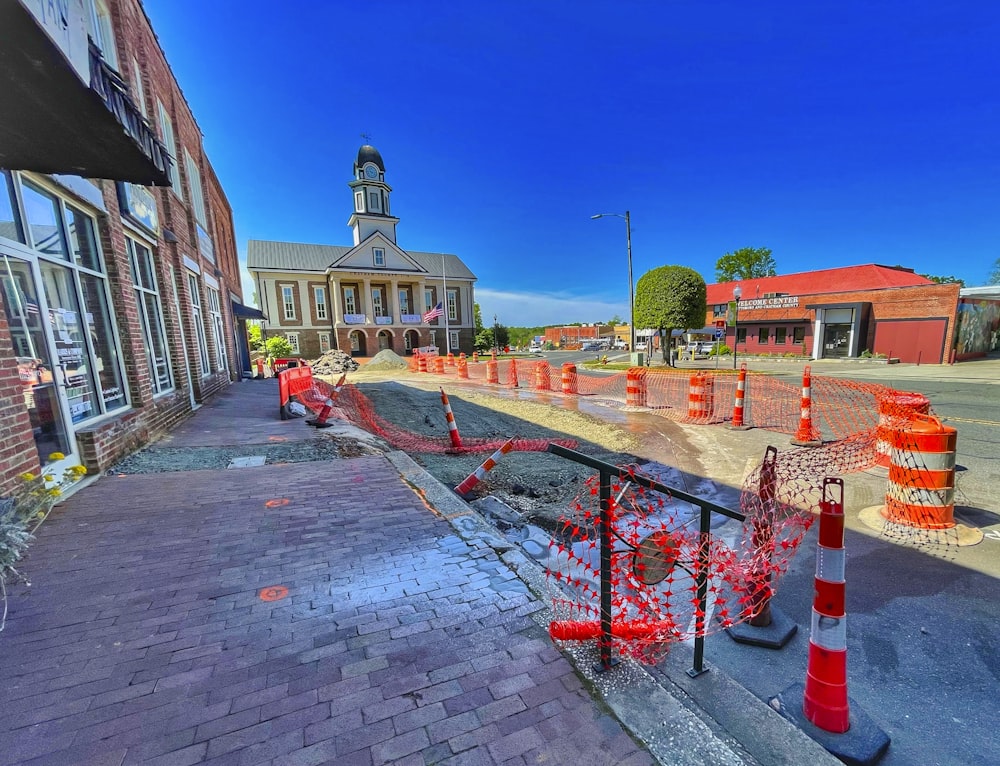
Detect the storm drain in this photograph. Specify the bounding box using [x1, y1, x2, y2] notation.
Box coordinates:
[227, 456, 266, 469]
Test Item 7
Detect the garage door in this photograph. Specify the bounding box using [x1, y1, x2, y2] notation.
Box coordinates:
[873, 319, 947, 364]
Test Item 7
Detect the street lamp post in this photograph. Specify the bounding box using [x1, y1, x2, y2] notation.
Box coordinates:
[732, 285, 742, 369]
[591, 211, 634, 354]
[493, 314, 498, 354]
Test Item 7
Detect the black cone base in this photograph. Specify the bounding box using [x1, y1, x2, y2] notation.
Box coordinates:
[723, 605, 797, 649]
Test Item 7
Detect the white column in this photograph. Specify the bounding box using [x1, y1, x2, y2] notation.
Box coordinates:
[362, 278, 373, 322]
[389, 278, 399, 323]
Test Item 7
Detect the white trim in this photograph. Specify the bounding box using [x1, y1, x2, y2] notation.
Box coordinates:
[183, 254, 201, 273]
[204, 272, 219, 290]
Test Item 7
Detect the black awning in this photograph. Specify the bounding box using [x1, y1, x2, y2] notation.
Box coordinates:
[231, 301, 267, 320]
[0, 5, 171, 186]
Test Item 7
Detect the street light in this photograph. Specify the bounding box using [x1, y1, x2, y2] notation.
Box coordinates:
[732, 284, 743, 369]
[591, 211, 634, 354]
[493, 314, 498, 354]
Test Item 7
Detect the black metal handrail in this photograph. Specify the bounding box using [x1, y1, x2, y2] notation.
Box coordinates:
[546, 443, 745, 677]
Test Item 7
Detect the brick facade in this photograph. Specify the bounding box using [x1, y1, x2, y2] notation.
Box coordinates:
[0, 1, 244, 491]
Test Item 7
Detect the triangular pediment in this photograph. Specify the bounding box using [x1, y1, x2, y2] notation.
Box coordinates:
[329, 232, 428, 274]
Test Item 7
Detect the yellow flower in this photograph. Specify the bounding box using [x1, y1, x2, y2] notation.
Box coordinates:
[36, 511, 45, 518]
[43, 474, 55, 482]
[47, 488, 61, 497]
[19, 472, 36, 482]
[48, 452, 65, 461]
[72, 465, 87, 476]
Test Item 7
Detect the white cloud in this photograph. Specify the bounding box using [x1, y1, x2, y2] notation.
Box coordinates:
[475, 287, 626, 327]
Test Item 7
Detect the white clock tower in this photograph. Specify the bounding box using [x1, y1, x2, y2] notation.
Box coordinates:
[347, 144, 399, 246]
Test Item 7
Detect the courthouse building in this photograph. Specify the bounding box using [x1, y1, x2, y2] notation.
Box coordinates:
[248, 145, 477, 358]
[0, 1, 247, 494]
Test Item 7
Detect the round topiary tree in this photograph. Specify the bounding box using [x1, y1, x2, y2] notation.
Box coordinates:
[634, 265, 707, 366]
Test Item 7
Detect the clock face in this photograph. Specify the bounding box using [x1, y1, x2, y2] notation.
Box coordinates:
[365, 166, 378, 179]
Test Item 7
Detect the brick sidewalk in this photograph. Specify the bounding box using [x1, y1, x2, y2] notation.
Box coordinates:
[0, 451, 653, 765]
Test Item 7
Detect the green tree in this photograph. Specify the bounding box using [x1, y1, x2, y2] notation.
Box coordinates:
[473, 303, 484, 332]
[634, 266, 707, 366]
[247, 323, 264, 352]
[988, 259, 1000, 285]
[474, 324, 509, 351]
[264, 336, 294, 359]
[715, 247, 777, 282]
[919, 274, 966, 287]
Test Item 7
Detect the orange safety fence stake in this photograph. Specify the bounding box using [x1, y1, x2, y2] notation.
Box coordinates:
[791, 365, 822, 446]
[440, 387, 463, 450]
[454, 438, 515, 498]
[731, 363, 750, 429]
[508, 358, 519, 388]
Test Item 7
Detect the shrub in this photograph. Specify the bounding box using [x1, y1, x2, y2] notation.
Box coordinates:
[264, 336, 294, 359]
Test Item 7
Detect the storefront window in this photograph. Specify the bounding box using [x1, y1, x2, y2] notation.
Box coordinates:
[22, 182, 68, 259]
[39, 260, 100, 423]
[66, 204, 102, 271]
[128, 237, 172, 394]
[80, 272, 127, 410]
[0, 171, 24, 243]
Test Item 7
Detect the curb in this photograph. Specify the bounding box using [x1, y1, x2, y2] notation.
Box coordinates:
[384, 450, 841, 766]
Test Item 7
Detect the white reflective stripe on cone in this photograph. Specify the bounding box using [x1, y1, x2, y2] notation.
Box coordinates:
[815, 546, 845, 582]
[810, 611, 847, 651]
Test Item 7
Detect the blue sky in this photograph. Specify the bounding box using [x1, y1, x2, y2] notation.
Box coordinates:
[145, 1, 1000, 327]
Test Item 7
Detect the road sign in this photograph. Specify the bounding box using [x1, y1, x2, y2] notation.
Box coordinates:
[715, 319, 727, 329]
[714, 328, 724, 339]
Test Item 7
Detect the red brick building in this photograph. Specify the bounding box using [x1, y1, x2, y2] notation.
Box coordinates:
[0, 1, 246, 495]
[706, 265, 960, 364]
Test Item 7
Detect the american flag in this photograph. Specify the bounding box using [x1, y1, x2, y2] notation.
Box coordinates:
[422, 302, 444, 323]
[24, 300, 38, 315]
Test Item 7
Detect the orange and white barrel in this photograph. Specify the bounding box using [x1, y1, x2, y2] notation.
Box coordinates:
[457, 356, 469, 379]
[875, 392, 930, 466]
[534, 361, 550, 391]
[561, 363, 577, 395]
[626, 369, 647, 407]
[688, 373, 710, 419]
[883, 414, 957, 529]
[486, 360, 499, 384]
[472, 351, 479, 363]
[417, 354, 428, 373]
[447, 352, 455, 366]
[433, 356, 445, 374]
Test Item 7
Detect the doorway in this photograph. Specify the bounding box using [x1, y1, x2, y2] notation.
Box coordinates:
[822, 324, 852, 358]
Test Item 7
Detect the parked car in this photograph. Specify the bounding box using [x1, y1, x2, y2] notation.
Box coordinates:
[634, 341, 648, 352]
[529, 343, 543, 353]
[686, 341, 717, 356]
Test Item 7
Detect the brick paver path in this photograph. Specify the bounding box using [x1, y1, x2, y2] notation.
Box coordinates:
[0, 457, 652, 765]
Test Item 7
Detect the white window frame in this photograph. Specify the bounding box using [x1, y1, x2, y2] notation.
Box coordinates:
[318, 332, 330, 353]
[372, 288, 384, 317]
[206, 285, 228, 372]
[127, 236, 173, 394]
[86, 0, 118, 69]
[450, 330, 460, 350]
[131, 58, 147, 117]
[314, 286, 327, 319]
[281, 284, 295, 320]
[286, 333, 300, 354]
[355, 192, 363, 212]
[157, 100, 181, 196]
[185, 149, 207, 226]
[344, 286, 356, 314]
[187, 271, 210, 376]
[447, 289, 458, 321]
[373, 248, 385, 267]
[424, 289, 434, 313]
[398, 289, 409, 314]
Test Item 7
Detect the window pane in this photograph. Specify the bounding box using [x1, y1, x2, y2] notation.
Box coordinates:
[775, 327, 787, 344]
[80, 272, 127, 410]
[0, 171, 24, 243]
[40, 261, 99, 422]
[22, 182, 67, 259]
[130, 239, 156, 289]
[758, 328, 769, 344]
[66, 205, 101, 271]
[143, 292, 172, 391]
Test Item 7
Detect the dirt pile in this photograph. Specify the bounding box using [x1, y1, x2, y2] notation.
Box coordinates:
[309, 350, 360, 375]
[364, 349, 410, 371]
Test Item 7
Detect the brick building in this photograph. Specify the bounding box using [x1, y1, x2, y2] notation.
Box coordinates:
[248, 144, 477, 358]
[0, 1, 246, 495]
[705, 264, 960, 364]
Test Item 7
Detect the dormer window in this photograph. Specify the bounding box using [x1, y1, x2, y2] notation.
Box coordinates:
[373, 248, 385, 267]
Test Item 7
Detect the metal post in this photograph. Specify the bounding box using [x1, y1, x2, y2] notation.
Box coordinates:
[595, 468, 618, 672]
[732, 297, 741, 370]
[688, 505, 712, 678]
